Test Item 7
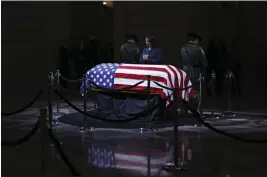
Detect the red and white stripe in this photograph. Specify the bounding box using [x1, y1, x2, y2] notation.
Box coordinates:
[114, 140, 193, 176]
[114, 64, 195, 105]
[115, 151, 170, 176]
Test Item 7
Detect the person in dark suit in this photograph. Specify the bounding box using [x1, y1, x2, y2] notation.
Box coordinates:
[140, 36, 163, 64]
[120, 34, 140, 64]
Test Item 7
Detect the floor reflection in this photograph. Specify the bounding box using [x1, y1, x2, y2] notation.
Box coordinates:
[86, 138, 167, 176]
[2, 107, 267, 177]
[82, 134, 197, 177]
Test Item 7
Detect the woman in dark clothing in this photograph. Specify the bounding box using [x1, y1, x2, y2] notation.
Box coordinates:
[140, 36, 163, 64]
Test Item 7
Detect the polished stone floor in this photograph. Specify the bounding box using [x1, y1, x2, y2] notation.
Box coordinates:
[2, 101, 267, 177]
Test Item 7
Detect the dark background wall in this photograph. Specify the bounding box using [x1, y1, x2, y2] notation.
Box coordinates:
[1, 1, 113, 110]
[2, 1, 267, 111]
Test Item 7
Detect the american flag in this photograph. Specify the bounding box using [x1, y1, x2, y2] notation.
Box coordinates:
[87, 141, 192, 176]
[87, 142, 171, 176]
[81, 63, 195, 104]
[88, 143, 116, 168]
[80, 63, 120, 95]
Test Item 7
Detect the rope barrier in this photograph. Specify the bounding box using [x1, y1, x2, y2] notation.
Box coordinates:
[2, 90, 44, 116]
[39, 107, 81, 176]
[183, 100, 267, 143]
[48, 129, 81, 176]
[3, 67, 267, 177]
[55, 90, 151, 123]
[2, 120, 40, 146]
[59, 74, 83, 83]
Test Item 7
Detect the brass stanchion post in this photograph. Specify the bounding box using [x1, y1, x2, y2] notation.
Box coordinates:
[194, 73, 204, 127]
[198, 73, 204, 118]
[79, 74, 94, 132]
[40, 108, 48, 176]
[139, 75, 152, 133]
[222, 71, 236, 118]
[205, 71, 220, 120]
[48, 72, 53, 128]
[53, 70, 65, 119]
[162, 89, 188, 172]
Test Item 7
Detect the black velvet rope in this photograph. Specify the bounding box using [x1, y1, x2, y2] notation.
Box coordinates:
[59, 75, 84, 83]
[2, 120, 40, 146]
[183, 100, 267, 143]
[55, 90, 148, 123]
[2, 90, 44, 116]
[48, 129, 81, 176]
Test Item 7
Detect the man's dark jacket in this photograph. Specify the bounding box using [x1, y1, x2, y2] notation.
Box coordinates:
[120, 42, 140, 64]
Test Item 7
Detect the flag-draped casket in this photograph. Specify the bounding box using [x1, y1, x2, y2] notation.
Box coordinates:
[80, 63, 195, 121]
[81, 63, 195, 103]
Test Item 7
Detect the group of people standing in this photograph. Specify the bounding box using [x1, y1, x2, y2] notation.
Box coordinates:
[58, 34, 242, 99]
[119, 33, 243, 114]
[119, 34, 163, 65]
[120, 33, 242, 96]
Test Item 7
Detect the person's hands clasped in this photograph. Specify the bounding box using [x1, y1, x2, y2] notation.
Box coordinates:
[143, 54, 148, 60]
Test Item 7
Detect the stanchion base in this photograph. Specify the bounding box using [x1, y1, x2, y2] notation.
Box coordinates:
[52, 112, 65, 124]
[87, 108, 95, 112]
[162, 162, 188, 172]
[222, 111, 236, 118]
[204, 114, 220, 121]
[138, 128, 158, 133]
[139, 128, 151, 133]
[88, 127, 95, 131]
[194, 124, 203, 127]
[52, 118, 59, 124]
[150, 128, 158, 132]
[78, 126, 95, 132]
[49, 141, 62, 147]
[53, 112, 66, 117]
[193, 112, 205, 127]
